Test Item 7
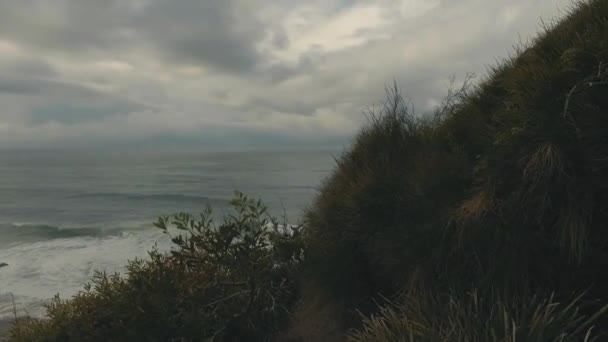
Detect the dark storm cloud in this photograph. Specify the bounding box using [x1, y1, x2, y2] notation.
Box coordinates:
[129, 0, 265, 72]
[0, 0, 267, 72]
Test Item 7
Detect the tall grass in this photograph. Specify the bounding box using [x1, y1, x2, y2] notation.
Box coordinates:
[299, 0, 608, 337]
[349, 291, 608, 342]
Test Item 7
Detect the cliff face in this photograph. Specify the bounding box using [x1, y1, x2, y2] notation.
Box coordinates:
[301, 0, 608, 337]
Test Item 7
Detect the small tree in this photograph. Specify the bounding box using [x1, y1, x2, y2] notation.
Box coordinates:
[152, 191, 304, 339]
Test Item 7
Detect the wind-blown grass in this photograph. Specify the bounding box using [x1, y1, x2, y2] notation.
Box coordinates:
[349, 291, 608, 342]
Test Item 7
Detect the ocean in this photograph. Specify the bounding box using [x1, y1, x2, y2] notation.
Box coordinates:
[0, 148, 337, 319]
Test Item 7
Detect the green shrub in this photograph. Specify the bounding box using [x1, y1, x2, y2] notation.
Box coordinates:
[10, 192, 303, 342]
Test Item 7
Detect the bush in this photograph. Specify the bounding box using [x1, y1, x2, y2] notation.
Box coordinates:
[10, 192, 304, 342]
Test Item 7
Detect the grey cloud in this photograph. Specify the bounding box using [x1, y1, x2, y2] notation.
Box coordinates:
[271, 31, 290, 50]
[228, 0, 541, 121]
[28, 102, 142, 125]
[0, 78, 43, 95]
[129, 0, 265, 72]
[251, 56, 318, 84]
[37, 0, 336, 76]
[0, 77, 150, 124]
[0, 1, 130, 54]
[0, 77, 121, 99]
[1, 59, 58, 79]
[167, 34, 258, 72]
[0, 0, 266, 72]
[246, 98, 319, 117]
[0, 0, 574, 148]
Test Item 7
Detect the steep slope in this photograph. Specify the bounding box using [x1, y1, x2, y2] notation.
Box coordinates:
[301, 0, 608, 337]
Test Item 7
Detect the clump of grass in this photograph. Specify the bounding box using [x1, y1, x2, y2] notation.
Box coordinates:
[349, 291, 608, 342]
[302, 85, 472, 321]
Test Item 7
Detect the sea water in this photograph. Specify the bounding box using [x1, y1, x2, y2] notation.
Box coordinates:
[0, 148, 336, 318]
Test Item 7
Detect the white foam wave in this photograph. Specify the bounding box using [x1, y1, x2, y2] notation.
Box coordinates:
[0, 230, 171, 319]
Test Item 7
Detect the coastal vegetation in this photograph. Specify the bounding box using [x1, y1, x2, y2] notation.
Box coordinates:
[9, 0, 608, 340]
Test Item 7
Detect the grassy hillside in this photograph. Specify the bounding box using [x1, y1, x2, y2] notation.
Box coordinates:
[299, 0, 608, 338]
[9, 0, 608, 340]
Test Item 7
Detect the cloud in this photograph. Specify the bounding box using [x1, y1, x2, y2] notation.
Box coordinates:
[0, 0, 573, 148]
[0, 76, 151, 126]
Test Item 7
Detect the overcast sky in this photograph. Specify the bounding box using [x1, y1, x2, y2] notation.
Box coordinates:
[0, 0, 574, 149]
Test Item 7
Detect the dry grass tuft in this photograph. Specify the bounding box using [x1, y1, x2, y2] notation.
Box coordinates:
[453, 190, 494, 224]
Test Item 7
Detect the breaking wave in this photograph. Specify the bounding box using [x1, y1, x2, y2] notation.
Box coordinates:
[0, 223, 141, 246]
